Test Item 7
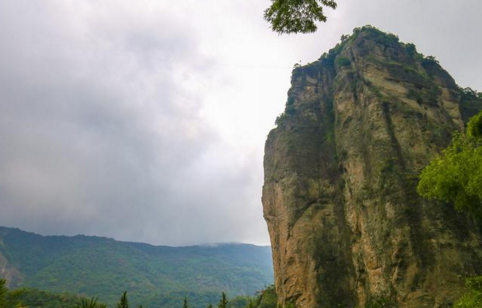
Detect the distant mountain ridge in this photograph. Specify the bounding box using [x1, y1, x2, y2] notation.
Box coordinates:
[0, 226, 273, 308]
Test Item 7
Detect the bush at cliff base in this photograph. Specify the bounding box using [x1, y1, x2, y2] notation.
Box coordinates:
[455, 276, 482, 308]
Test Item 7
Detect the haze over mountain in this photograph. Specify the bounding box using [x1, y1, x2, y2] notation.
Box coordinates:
[0, 226, 273, 308]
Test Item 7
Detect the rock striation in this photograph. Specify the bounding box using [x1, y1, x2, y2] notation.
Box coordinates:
[262, 26, 482, 308]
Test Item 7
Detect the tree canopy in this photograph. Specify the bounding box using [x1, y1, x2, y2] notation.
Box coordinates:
[417, 111, 482, 219]
[264, 0, 337, 34]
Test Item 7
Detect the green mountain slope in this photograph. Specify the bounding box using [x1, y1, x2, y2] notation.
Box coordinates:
[0, 226, 273, 308]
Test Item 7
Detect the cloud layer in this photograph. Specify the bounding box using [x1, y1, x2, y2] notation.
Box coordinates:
[0, 0, 481, 246]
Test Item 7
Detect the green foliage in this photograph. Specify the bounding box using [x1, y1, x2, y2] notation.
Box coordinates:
[264, 0, 337, 34]
[250, 285, 277, 308]
[1, 282, 281, 308]
[117, 292, 128, 308]
[335, 57, 351, 67]
[351, 25, 399, 46]
[467, 112, 482, 138]
[420, 55, 439, 66]
[77, 297, 106, 308]
[0, 227, 273, 308]
[144, 291, 221, 308]
[217, 293, 228, 308]
[455, 276, 482, 307]
[459, 87, 482, 124]
[0, 279, 7, 308]
[228, 296, 251, 308]
[214, 285, 278, 308]
[460, 87, 480, 101]
[0, 279, 89, 308]
[418, 111, 482, 219]
[404, 43, 417, 57]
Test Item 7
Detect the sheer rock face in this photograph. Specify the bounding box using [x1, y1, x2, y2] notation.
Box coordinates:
[0, 246, 22, 288]
[262, 27, 482, 308]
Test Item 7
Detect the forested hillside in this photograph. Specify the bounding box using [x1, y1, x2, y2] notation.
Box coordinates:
[0, 227, 273, 308]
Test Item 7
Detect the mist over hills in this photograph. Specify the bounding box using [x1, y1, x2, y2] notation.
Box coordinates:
[0, 226, 273, 307]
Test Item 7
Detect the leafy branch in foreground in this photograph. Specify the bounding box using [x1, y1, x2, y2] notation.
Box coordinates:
[264, 0, 337, 34]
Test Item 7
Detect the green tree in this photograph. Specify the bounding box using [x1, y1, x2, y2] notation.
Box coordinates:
[264, 0, 337, 34]
[77, 297, 100, 308]
[207, 304, 213, 308]
[417, 111, 482, 219]
[217, 293, 228, 308]
[0, 280, 27, 308]
[0, 279, 8, 308]
[183, 297, 189, 308]
[117, 292, 129, 308]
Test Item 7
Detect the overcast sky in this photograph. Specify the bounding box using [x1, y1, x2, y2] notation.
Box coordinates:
[0, 0, 480, 246]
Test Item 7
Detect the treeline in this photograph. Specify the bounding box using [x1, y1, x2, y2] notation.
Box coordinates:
[2, 275, 482, 308]
[0, 279, 82, 308]
[75, 287, 284, 308]
[0, 278, 282, 308]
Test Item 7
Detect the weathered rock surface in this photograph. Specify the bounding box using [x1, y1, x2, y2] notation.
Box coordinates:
[0, 235, 23, 288]
[262, 26, 482, 308]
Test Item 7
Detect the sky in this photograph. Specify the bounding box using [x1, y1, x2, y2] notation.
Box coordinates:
[0, 0, 481, 246]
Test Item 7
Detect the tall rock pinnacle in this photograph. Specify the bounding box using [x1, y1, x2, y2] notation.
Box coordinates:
[262, 26, 482, 308]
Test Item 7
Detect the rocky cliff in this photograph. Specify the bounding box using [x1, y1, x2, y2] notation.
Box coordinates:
[0, 232, 23, 288]
[262, 26, 482, 308]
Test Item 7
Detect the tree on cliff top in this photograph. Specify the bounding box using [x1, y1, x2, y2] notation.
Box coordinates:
[264, 0, 337, 34]
[418, 111, 482, 219]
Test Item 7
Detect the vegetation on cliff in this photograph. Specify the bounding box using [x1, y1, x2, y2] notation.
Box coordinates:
[417, 102, 482, 308]
[418, 109, 482, 219]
